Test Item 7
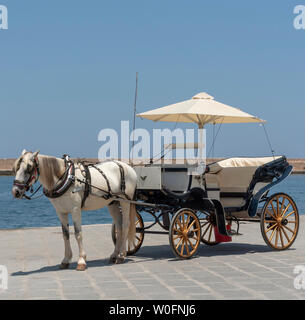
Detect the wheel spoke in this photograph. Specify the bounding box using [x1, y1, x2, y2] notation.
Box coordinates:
[266, 222, 277, 233]
[172, 226, 181, 235]
[176, 219, 183, 230]
[279, 227, 284, 248]
[180, 238, 185, 255]
[266, 209, 277, 221]
[202, 223, 212, 237]
[269, 226, 277, 242]
[281, 226, 290, 242]
[201, 223, 210, 235]
[282, 224, 295, 234]
[279, 197, 285, 216]
[187, 238, 195, 250]
[275, 227, 279, 248]
[182, 214, 186, 228]
[201, 221, 209, 228]
[185, 240, 190, 256]
[175, 236, 183, 250]
[208, 223, 213, 242]
[271, 201, 277, 216]
[284, 211, 295, 219]
[186, 214, 191, 227]
[186, 219, 196, 232]
[281, 203, 291, 217]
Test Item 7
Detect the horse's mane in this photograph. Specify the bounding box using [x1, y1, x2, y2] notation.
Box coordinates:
[38, 155, 65, 190]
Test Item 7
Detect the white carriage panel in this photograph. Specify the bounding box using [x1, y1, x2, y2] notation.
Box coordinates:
[162, 170, 190, 192]
[134, 166, 162, 190]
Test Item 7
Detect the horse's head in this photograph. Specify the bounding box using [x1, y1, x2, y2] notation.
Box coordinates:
[12, 149, 40, 199]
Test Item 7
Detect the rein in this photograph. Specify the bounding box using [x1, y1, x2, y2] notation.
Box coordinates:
[23, 184, 43, 200]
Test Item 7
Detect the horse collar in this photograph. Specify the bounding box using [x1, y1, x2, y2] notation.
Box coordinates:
[43, 160, 75, 199]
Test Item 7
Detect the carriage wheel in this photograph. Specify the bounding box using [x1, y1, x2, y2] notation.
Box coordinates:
[200, 212, 220, 246]
[169, 208, 201, 259]
[260, 193, 299, 250]
[111, 211, 145, 256]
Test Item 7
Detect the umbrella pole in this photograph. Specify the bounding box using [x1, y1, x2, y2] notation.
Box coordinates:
[198, 123, 204, 164]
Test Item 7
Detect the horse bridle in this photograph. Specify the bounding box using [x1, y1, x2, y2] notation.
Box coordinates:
[13, 156, 40, 192]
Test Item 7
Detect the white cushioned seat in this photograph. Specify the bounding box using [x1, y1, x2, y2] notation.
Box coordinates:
[206, 157, 281, 216]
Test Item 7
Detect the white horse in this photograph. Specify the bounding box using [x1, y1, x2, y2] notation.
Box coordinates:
[12, 150, 138, 271]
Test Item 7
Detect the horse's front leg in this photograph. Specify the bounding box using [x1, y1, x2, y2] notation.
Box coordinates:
[71, 207, 87, 271]
[57, 212, 73, 269]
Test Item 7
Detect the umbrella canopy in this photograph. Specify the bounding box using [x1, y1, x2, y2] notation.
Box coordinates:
[137, 92, 264, 128]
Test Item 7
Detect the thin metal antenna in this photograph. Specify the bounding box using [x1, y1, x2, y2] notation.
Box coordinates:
[130, 72, 138, 163]
[261, 123, 275, 159]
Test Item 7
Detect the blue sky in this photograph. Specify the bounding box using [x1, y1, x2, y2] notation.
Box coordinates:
[0, 1, 304, 158]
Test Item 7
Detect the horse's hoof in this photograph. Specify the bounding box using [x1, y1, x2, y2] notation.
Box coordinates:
[115, 257, 125, 264]
[76, 264, 86, 271]
[109, 256, 117, 264]
[60, 263, 70, 269]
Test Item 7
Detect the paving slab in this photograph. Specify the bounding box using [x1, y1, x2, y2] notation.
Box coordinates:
[1, 216, 305, 300]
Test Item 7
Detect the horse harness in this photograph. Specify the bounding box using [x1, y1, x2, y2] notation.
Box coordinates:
[77, 160, 131, 206]
[43, 156, 130, 207]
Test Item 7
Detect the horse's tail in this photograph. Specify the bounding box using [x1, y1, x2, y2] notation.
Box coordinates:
[128, 203, 136, 245]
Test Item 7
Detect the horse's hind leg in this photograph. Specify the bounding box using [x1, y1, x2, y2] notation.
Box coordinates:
[57, 212, 73, 269]
[116, 201, 131, 264]
[107, 202, 122, 263]
[71, 207, 87, 271]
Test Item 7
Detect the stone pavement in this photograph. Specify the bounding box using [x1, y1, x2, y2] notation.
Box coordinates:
[1, 216, 305, 300]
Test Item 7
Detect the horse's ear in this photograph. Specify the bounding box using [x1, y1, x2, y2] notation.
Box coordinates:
[31, 150, 40, 161]
[21, 149, 27, 155]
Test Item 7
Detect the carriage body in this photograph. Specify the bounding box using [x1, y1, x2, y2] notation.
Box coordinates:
[112, 156, 299, 259]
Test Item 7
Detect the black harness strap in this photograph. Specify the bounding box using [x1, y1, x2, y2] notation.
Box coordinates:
[91, 165, 112, 199]
[113, 161, 130, 200]
[81, 163, 91, 208]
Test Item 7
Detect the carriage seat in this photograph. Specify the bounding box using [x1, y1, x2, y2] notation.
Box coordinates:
[205, 156, 282, 214]
[207, 157, 281, 192]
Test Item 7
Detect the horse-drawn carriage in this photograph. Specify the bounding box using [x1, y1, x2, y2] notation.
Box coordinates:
[112, 155, 299, 259]
[12, 92, 300, 269]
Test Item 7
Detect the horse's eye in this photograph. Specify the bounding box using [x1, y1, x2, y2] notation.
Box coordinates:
[27, 164, 32, 172]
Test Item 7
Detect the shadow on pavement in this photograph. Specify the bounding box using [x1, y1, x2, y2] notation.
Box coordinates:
[134, 242, 285, 261]
[10, 242, 295, 276]
[10, 258, 132, 276]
